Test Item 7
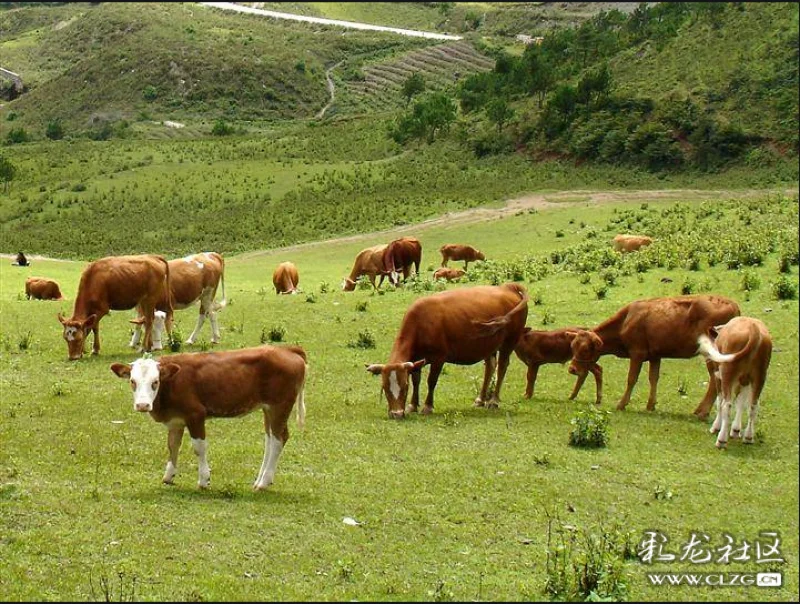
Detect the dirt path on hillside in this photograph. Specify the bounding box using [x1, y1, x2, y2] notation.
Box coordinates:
[315, 60, 344, 120]
[239, 186, 797, 259]
[4, 187, 795, 264]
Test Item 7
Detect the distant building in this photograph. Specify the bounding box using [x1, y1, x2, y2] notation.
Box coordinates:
[515, 34, 544, 46]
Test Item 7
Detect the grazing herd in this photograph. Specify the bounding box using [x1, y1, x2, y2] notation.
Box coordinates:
[15, 230, 773, 489]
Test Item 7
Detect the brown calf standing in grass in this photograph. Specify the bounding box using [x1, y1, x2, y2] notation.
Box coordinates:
[111, 345, 307, 490]
[697, 317, 772, 449]
[273, 261, 300, 294]
[514, 327, 602, 403]
[439, 244, 485, 270]
[432, 267, 466, 282]
[25, 277, 65, 301]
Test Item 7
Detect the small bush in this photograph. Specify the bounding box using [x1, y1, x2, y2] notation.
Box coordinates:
[45, 120, 64, 140]
[211, 119, 234, 136]
[541, 310, 555, 326]
[168, 327, 184, 352]
[17, 331, 33, 351]
[741, 270, 761, 292]
[6, 127, 29, 144]
[355, 301, 368, 312]
[681, 279, 695, 295]
[50, 381, 69, 397]
[261, 325, 286, 343]
[305, 293, 318, 303]
[594, 284, 608, 299]
[569, 405, 610, 448]
[772, 276, 797, 300]
[319, 282, 331, 294]
[348, 329, 376, 350]
[142, 85, 158, 101]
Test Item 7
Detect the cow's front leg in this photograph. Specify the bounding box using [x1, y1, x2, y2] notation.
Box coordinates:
[187, 420, 210, 488]
[163, 426, 184, 484]
[474, 354, 497, 407]
[406, 369, 421, 415]
[129, 324, 142, 349]
[91, 325, 101, 355]
[617, 357, 644, 410]
[645, 358, 661, 411]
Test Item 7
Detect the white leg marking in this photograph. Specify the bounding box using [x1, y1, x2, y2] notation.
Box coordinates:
[730, 386, 747, 437]
[209, 312, 221, 343]
[716, 398, 731, 448]
[255, 431, 284, 490]
[254, 431, 271, 490]
[186, 313, 207, 344]
[744, 388, 759, 444]
[129, 325, 142, 348]
[163, 460, 178, 484]
[192, 438, 210, 488]
[710, 396, 722, 434]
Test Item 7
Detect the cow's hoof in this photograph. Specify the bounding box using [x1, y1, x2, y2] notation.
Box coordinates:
[486, 401, 499, 409]
[405, 405, 418, 415]
[715, 440, 727, 450]
[421, 405, 434, 415]
[184, 339, 195, 345]
[731, 429, 741, 439]
[743, 437, 754, 445]
[646, 402, 656, 412]
[473, 398, 485, 408]
[710, 426, 720, 434]
[615, 402, 627, 411]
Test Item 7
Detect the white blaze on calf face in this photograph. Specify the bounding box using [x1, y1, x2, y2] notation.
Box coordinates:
[129, 358, 161, 412]
[64, 326, 78, 341]
[388, 370, 401, 399]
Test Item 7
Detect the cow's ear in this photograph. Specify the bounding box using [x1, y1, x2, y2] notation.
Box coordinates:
[110, 363, 131, 379]
[365, 363, 384, 375]
[83, 314, 98, 330]
[129, 317, 145, 325]
[522, 327, 532, 334]
[160, 363, 181, 381]
[565, 330, 578, 337]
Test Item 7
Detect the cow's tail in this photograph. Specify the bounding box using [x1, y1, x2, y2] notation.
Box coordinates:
[697, 323, 759, 365]
[474, 286, 529, 337]
[213, 254, 227, 312]
[296, 361, 307, 430]
[157, 255, 175, 332]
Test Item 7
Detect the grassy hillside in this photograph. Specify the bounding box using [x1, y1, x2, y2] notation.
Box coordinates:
[0, 2, 430, 132]
[1, 193, 797, 601]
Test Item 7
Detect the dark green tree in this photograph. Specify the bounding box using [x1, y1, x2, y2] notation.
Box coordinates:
[401, 73, 425, 106]
[486, 98, 514, 132]
[0, 155, 16, 193]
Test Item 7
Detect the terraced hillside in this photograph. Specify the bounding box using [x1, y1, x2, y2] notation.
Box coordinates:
[335, 40, 495, 114]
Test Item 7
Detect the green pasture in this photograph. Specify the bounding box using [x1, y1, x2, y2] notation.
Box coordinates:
[1, 194, 798, 601]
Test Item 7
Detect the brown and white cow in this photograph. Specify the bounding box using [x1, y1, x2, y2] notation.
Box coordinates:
[342, 244, 389, 291]
[432, 267, 466, 282]
[58, 254, 173, 360]
[25, 277, 65, 301]
[514, 327, 602, 403]
[697, 317, 772, 448]
[130, 252, 226, 349]
[110, 344, 307, 490]
[383, 237, 422, 286]
[568, 294, 740, 417]
[440, 244, 485, 270]
[366, 283, 528, 418]
[273, 261, 300, 295]
[612, 234, 653, 253]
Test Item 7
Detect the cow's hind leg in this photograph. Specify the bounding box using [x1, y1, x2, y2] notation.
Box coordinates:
[254, 404, 292, 490]
[730, 385, 748, 439]
[487, 350, 512, 409]
[474, 354, 497, 408]
[163, 426, 184, 484]
[524, 364, 540, 399]
[693, 360, 718, 420]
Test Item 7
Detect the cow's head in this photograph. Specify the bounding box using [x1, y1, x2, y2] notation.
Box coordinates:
[476, 250, 486, 262]
[110, 358, 180, 412]
[58, 313, 97, 360]
[365, 360, 427, 419]
[342, 278, 357, 292]
[568, 330, 604, 377]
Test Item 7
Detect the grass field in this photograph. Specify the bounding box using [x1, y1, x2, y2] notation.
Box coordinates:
[1, 192, 797, 601]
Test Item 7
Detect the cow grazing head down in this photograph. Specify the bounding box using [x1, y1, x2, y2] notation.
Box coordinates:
[568, 330, 604, 377]
[110, 358, 180, 412]
[365, 360, 427, 419]
[58, 313, 97, 360]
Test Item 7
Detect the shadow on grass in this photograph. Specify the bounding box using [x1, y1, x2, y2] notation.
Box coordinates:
[132, 482, 319, 505]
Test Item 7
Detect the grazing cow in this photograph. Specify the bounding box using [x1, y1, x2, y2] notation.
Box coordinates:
[342, 244, 389, 291]
[366, 283, 528, 418]
[130, 252, 226, 349]
[514, 327, 602, 403]
[613, 234, 653, 253]
[25, 277, 65, 301]
[440, 244, 485, 270]
[273, 261, 300, 295]
[568, 295, 741, 417]
[433, 267, 466, 282]
[697, 317, 772, 448]
[12, 251, 29, 267]
[110, 345, 307, 490]
[383, 237, 422, 285]
[58, 254, 173, 360]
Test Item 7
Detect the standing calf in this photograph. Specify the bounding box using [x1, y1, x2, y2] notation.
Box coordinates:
[110, 345, 307, 490]
[514, 327, 602, 403]
[697, 317, 772, 449]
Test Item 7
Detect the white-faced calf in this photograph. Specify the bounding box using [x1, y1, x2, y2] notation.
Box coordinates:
[111, 345, 307, 490]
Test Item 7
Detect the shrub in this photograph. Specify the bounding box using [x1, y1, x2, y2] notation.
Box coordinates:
[5, 127, 29, 144]
[45, 120, 65, 140]
[212, 119, 234, 136]
[142, 85, 158, 101]
[741, 270, 761, 292]
[168, 327, 183, 352]
[348, 329, 376, 350]
[261, 325, 286, 343]
[569, 405, 610, 448]
[355, 301, 368, 312]
[772, 276, 797, 300]
[681, 279, 695, 295]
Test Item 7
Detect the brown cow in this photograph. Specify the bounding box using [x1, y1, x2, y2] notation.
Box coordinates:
[613, 234, 653, 253]
[383, 237, 422, 286]
[568, 294, 741, 417]
[110, 344, 307, 490]
[514, 327, 602, 403]
[366, 283, 528, 418]
[273, 261, 300, 295]
[433, 267, 466, 282]
[342, 244, 389, 291]
[130, 252, 226, 349]
[58, 254, 173, 360]
[440, 244, 485, 270]
[697, 317, 772, 448]
[25, 277, 65, 301]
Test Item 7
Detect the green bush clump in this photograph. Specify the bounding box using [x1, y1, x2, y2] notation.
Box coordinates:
[569, 405, 610, 449]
